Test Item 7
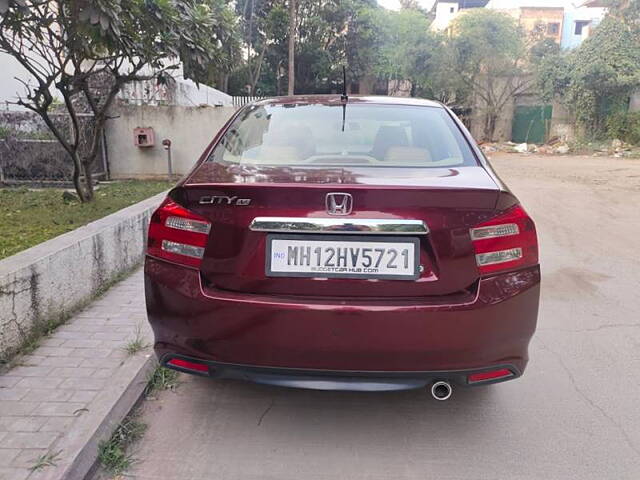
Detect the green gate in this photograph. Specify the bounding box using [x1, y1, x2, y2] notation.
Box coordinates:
[511, 105, 552, 144]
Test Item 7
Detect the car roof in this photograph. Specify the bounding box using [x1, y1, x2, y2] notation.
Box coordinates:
[252, 95, 444, 109]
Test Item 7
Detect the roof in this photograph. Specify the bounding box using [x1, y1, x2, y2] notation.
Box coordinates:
[486, 0, 571, 7]
[579, 0, 607, 6]
[253, 95, 444, 108]
[456, 0, 490, 8]
[434, 0, 489, 6]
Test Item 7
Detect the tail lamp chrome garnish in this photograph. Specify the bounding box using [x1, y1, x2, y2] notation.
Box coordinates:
[469, 223, 518, 241]
[165, 216, 211, 234]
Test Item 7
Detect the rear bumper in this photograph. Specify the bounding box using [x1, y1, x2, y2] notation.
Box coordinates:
[145, 256, 540, 376]
[160, 353, 520, 391]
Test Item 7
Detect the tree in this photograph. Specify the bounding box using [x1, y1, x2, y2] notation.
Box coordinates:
[373, 9, 442, 97]
[0, 0, 229, 201]
[188, 0, 242, 91]
[448, 9, 530, 141]
[232, 0, 286, 95]
[288, 0, 295, 94]
[534, 10, 640, 138]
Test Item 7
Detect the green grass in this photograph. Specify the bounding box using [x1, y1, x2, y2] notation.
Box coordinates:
[144, 366, 180, 397]
[123, 324, 150, 356]
[0, 180, 171, 260]
[96, 367, 180, 476]
[30, 450, 62, 472]
[98, 411, 147, 475]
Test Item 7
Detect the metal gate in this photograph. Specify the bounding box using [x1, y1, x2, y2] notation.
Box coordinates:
[511, 105, 552, 144]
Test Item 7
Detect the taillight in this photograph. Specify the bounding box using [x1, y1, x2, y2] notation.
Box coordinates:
[469, 204, 538, 275]
[147, 198, 211, 268]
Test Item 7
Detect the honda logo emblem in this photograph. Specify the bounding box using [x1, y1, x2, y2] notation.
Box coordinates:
[325, 193, 353, 216]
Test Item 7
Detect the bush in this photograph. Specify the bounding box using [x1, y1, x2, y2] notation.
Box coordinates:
[606, 111, 640, 145]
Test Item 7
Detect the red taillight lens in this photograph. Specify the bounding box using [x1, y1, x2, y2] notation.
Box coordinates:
[167, 358, 209, 373]
[468, 368, 513, 383]
[470, 204, 538, 275]
[147, 198, 211, 268]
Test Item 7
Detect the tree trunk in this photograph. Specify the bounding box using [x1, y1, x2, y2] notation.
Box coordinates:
[82, 158, 94, 201]
[70, 152, 93, 202]
[250, 42, 267, 95]
[288, 0, 296, 96]
[484, 111, 498, 142]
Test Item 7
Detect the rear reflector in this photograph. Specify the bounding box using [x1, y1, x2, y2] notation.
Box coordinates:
[167, 358, 209, 373]
[468, 368, 513, 383]
[469, 204, 538, 275]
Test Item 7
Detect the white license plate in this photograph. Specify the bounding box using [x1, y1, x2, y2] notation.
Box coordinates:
[266, 235, 419, 280]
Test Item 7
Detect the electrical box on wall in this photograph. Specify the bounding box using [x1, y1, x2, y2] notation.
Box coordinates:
[133, 127, 155, 148]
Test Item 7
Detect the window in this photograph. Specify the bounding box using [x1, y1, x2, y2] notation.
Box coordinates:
[575, 20, 590, 35]
[450, 6, 455, 13]
[547, 22, 560, 35]
[209, 104, 478, 168]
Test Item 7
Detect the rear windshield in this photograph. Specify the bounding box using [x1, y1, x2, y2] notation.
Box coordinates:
[208, 103, 477, 168]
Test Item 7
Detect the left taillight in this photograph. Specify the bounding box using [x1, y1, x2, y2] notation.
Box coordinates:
[469, 204, 538, 275]
[147, 198, 211, 268]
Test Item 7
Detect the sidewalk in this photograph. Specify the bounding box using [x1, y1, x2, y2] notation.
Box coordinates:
[0, 268, 154, 480]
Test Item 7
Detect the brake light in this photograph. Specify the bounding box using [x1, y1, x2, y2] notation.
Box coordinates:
[469, 204, 538, 275]
[147, 198, 211, 268]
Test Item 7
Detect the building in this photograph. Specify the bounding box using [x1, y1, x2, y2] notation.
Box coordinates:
[431, 0, 490, 32]
[560, 5, 606, 49]
[486, 1, 565, 43]
[0, 52, 231, 110]
[486, 0, 606, 48]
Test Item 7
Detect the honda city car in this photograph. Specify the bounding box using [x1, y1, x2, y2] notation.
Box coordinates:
[144, 95, 540, 399]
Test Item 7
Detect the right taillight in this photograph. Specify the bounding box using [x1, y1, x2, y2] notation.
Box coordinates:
[469, 204, 538, 275]
[147, 198, 211, 268]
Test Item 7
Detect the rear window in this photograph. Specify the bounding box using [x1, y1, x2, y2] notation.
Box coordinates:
[208, 103, 477, 168]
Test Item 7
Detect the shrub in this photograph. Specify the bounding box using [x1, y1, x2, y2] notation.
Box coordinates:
[606, 111, 640, 145]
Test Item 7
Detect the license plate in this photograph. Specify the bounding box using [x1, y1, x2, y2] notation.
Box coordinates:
[266, 234, 420, 280]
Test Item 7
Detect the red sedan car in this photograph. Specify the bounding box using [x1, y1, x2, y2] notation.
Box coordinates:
[145, 95, 539, 399]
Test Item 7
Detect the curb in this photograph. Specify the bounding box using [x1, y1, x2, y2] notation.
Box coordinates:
[31, 352, 158, 480]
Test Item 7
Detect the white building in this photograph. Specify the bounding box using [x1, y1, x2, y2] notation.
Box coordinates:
[431, 0, 490, 31]
[0, 52, 231, 110]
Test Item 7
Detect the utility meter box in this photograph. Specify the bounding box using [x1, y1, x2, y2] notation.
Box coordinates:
[133, 127, 155, 148]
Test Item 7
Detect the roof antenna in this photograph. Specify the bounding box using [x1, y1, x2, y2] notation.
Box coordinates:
[341, 65, 348, 132]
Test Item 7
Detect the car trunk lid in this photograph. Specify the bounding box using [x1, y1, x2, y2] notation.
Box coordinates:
[179, 164, 501, 298]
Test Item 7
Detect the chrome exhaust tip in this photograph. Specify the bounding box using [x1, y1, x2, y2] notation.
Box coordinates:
[431, 381, 452, 401]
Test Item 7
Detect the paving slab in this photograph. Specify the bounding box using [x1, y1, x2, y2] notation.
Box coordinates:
[0, 269, 155, 480]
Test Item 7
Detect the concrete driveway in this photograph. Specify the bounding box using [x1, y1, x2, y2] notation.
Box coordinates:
[124, 154, 640, 480]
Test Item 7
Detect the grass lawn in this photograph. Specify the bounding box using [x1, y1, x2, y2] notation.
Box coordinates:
[0, 180, 171, 260]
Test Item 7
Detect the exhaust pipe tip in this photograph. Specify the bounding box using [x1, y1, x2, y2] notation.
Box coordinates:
[431, 380, 452, 401]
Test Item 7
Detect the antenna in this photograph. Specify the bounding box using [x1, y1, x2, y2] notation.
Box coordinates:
[341, 65, 348, 102]
[341, 65, 348, 132]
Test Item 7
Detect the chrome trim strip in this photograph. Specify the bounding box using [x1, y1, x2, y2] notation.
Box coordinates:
[249, 217, 428, 235]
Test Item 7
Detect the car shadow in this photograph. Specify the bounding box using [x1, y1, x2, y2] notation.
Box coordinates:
[184, 375, 498, 437]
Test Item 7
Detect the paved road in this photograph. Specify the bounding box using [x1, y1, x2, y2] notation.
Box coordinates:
[125, 154, 640, 480]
